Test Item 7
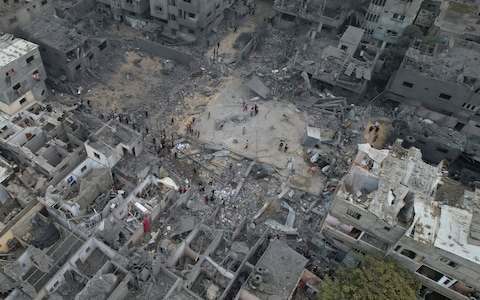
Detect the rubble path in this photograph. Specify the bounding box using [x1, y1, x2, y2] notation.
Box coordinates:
[206, 0, 274, 58]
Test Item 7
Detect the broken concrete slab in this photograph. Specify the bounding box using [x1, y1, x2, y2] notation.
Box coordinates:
[245, 75, 270, 99]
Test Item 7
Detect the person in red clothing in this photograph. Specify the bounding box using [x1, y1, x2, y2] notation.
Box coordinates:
[142, 218, 150, 232]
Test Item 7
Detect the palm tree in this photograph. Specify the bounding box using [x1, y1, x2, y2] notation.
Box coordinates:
[340, 0, 370, 27]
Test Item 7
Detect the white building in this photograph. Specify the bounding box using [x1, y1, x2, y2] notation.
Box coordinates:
[0, 34, 47, 115]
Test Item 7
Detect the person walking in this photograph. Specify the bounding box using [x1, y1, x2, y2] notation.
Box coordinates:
[245, 140, 249, 149]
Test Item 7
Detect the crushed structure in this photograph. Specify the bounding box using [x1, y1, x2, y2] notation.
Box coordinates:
[2, 0, 480, 299]
[387, 37, 480, 138]
[290, 26, 376, 98]
[23, 15, 108, 85]
[0, 0, 55, 36]
[319, 139, 480, 299]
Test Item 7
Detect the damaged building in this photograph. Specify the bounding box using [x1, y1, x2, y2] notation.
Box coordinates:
[23, 15, 108, 84]
[0, 102, 87, 186]
[273, 0, 348, 36]
[386, 37, 480, 137]
[0, 0, 55, 36]
[319, 139, 480, 300]
[150, 0, 235, 44]
[96, 0, 150, 21]
[0, 34, 47, 115]
[85, 119, 143, 169]
[362, 0, 423, 44]
[291, 26, 376, 98]
[434, 0, 480, 41]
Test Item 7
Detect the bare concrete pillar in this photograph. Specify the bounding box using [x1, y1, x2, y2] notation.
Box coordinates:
[293, 49, 299, 66]
[310, 22, 323, 41]
[373, 40, 387, 67]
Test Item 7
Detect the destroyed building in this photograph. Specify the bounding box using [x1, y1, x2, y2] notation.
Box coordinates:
[390, 111, 467, 164]
[273, 0, 348, 36]
[23, 15, 108, 84]
[0, 34, 47, 115]
[362, 0, 423, 44]
[434, 0, 480, 41]
[319, 139, 480, 300]
[0, 102, 87, 186]
[290, 26, 375, 98]
[149, 0, 235, 44]
[0, 202, 85, 299]
[0, 0, 55, 36]
[97, 0, 150, 21]
[386, 37, 480, 137]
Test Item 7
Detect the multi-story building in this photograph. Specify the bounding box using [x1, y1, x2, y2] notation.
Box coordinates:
[386, 37, 480, 137]
[0, 34, 47, 115]
[319, 139, 480, 299]
[434, 0, 480, 41]
[273, 0, 348, 36]
[362, 0, 424, 44]
[23, 16, 108, 84]
[150, 0, 235, 43]
[96, 0, 150, 21]
[0, 0, 55, 36]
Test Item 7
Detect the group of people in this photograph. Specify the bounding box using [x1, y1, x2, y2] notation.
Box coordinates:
[368, 121, 381, 144]
[242, 100, 259, 117]
[186, 118, 200, 138]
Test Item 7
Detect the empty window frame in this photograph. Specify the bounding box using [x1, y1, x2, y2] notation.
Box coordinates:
[438, 93, 452, 101]
[346, 209, 361, 220]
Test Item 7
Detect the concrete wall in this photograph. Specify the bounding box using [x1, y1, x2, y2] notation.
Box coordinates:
[33, 36, 108, 82]
[135, 37, 193, 65]
[85, 142, 110, 168]
[395, 131, 462, 164]
[0, 0, 56, 35]
[388, 68, 480, 122]
[120, 0, 150, 16]
[372, 0, 423, 44]
[392, 236, 480, 300]
[55, 0, 96, 18]
[328, 195, 407, 244]
[0, 45, 47, 114]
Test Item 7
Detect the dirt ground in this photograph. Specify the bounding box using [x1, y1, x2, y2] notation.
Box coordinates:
[70, 1, 325, 195]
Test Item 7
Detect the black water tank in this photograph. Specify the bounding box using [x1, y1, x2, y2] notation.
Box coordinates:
[46, 104, 52, 112]
[402, 136, 416, 149]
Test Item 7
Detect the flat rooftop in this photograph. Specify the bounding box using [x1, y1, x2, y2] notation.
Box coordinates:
[434, 0, 480, 38]
[24, 16, 87, 52]
[89, 120, 140, 157]
[239, 239, 308, 299]
[402, 38, 480, 85]
[435, 205, 480, 266]
[340, 26, 364, 47]
[0, 34, 38, 67]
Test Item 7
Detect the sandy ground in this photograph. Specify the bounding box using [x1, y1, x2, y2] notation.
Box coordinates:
[77, 0, 327, 195]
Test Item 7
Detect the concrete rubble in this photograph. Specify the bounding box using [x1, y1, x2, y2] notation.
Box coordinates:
[2, 0, 480, 299]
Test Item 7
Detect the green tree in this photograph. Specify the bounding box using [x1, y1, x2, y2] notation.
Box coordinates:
[340, 0, 370, 26]
[318, 254, 421, 300]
